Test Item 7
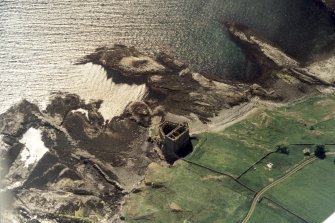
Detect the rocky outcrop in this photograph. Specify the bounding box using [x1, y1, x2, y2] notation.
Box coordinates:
[224, 22, 300, 69]
[80, 45, 167, 78]
[224, 21, 335, 88]
[83, 45, 281, 123]
[0, 95, 161, 222]
[123, 101, 153, 127]
[305, 56, 335, 83]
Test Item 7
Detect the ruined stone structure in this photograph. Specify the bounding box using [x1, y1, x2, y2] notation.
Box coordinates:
[159, 121, 191, 162]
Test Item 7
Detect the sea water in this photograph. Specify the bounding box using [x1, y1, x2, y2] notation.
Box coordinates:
[0, 0, 334, 118]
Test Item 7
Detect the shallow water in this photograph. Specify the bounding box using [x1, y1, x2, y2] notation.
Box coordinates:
[0, 0, 334, 117]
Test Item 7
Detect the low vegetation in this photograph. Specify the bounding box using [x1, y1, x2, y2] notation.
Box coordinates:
[122, 162, 253, 223]
[239, 145, 309, 191]
[123, 95, 335, 222]
[266, 157, 335, 223]
[248, 199, 306, 223]
[315, 144, 326, 159]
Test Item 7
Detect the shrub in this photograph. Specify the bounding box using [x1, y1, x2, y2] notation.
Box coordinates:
[276, 144, 290, 155]
[314, 144, 326, 159]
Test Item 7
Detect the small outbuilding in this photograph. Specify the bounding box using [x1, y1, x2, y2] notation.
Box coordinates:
[303, 148, 311, 156]
[266, 163, 274, 170]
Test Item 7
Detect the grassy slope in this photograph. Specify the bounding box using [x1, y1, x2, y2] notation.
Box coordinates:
[190, 96, 335, 185]
[187, 132, 270, 177]
[187, 107, 314, 178]
[123, 95, 335, 222]
[122, 162, 253, 223]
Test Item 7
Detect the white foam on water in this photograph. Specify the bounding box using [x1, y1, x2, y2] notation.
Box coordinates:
[71, 108, 90, 120]
[19, 128, 49, 168]
[323, 212, 335, 223]
[70, 63, 147, 121]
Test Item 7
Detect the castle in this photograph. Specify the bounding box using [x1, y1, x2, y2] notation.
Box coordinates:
[159, 121, 191, 162]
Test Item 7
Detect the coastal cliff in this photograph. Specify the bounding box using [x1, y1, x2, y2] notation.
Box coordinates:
[224, 21, 335, 90]
[83, 45, 328, 124]
[2, 35, 335, 221]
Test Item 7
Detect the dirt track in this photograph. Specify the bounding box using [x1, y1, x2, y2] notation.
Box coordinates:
[242, 152, 335, 223]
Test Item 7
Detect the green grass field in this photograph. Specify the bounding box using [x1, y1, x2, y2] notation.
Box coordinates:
[248, 198, 306, 223]
[239, 145, 311, 191]
[265, 157, 335, 223]
[187, 132, 270, 177]
[122, 161, 253, 223]
[189, 96, 335, 177]
[123, 95, 335, 223]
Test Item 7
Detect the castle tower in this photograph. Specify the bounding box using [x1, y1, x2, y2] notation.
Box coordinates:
[159, 121, 191, 162]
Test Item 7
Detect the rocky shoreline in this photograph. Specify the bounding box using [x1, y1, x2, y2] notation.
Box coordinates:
[1, 31, 335, 222]
[0, 93, 167, 222]
[82, 44, 305, 122]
